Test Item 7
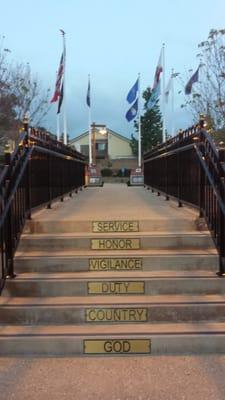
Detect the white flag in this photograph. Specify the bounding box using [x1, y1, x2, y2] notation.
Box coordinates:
[165, 72, 179, 103]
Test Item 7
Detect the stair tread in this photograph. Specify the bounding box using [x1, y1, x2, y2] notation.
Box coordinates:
[1, 294, 225, 306]
[9, 271, 218, 280]
[20, 231, 210, 238]
[1, 322, 225, 336]
[15, 249, 218, 257]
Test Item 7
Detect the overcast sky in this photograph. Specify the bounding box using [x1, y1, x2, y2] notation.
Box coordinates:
[1, 0, 225, 139]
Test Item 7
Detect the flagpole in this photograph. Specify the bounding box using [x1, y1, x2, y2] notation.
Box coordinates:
[138, 73, 141, 168]
[61, 29, 67, 145]
[171, 69, 175, 137]
[162, 43, 166, 142]
[57, 113, 60, 141]
[88, 74, 92, 166]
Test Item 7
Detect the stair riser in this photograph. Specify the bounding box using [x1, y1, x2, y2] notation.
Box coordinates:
[14, 255, 219, 273]
[25, 220, 197, 234]
[1, 304, 225, 324]
[18, 236, 214, 251]
[0, 335, 225, 356]
[3, 279, 225, 297]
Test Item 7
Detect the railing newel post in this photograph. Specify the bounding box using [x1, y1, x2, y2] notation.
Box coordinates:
[47, 150, 52, 209]
[177, 130, 183, 207]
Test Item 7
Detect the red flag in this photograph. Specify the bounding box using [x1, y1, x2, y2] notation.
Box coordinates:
[51, 54, 64, 103]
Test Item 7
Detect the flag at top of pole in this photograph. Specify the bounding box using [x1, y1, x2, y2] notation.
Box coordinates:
[185, 66, 200, 95]
[126, 98, 138, 122]
[125, 75, 139, 121]
[153, 47, 163, 89]
[147, 45, 166, 142]
[57, 83, 64, 114]
[127, 77, 139, 104]
[87, 76, 91, 107]
[50, 54, 64, 103]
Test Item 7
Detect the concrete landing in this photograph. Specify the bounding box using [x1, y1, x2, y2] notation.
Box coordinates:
[30, 183, 198, 221]
[1, 355, 225, 400]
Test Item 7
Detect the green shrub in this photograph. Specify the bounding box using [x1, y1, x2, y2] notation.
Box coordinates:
[101, 168, 113, 177]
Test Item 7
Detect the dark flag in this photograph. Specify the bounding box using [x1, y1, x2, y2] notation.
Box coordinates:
[185, 66, 199, 95]
[86, 77, 91, 107]
[57, 83, 63, 114]
[51, 54, 64, 103]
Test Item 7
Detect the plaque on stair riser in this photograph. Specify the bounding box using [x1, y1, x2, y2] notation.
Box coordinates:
[88, 281, 145, 295]
[91, 238, 140, 250]
[85, 308, 147, 322]
[89, 258, 143, 271]
[92, 221, 139, 233]
[84, 339, 151, 354]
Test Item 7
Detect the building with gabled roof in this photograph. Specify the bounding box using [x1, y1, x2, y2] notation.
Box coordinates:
[69, 126, 137, 169]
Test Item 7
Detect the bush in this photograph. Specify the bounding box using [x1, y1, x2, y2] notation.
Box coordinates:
[117, 168, 131, 177]
[101, 168, 113, 177]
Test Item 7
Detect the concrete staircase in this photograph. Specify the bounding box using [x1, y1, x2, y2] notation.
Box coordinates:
[0, 215, 225, 356]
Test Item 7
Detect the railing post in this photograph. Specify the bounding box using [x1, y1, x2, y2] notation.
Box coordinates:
[4, 145, 15, 278]
[60, 158, 64, 202]
[177, 130, 183, 207]
[165, 142, 169, 201]
[47, 147, 52, 209]
[199, 118, 205, 218]
[24, 116, 32, 219]
[219, 149, 225, 275]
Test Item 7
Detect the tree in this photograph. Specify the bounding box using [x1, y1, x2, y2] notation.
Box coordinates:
[181, 29, 225, 131]
[0, 36, 50, 147]
[130, 87, 163, 156]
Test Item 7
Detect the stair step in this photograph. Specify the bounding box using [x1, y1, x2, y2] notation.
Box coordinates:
[1, 295, 225, 324]
[2, 272, 224, 297]
[17, 232, 214, 251]
[1, 323, 225, 355]
[25, 218, 198, 234]
[2, 294, 225, 305]
[14, 253, 219, 273]
[7, 270, 219, 278]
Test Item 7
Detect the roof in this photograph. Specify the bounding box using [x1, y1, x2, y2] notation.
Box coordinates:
[70, 128, 131, 144]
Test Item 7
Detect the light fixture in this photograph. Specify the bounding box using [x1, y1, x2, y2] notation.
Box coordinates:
[99, 127, 107, 135]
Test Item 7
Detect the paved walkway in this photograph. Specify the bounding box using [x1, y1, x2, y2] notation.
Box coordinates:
[2, 184, 221, 399]
[32, 183, 197, 221]
[1, 355, 225, 400]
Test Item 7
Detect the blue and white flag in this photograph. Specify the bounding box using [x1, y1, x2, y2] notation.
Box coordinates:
[86, 76, 91, 107]
[185, 66, 199, 95]
[147, 81, 161, 110]
[126, 98, 138, 122]
[127, 77, 139, 104]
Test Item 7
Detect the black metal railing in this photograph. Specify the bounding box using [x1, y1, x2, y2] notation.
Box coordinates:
[0, 122, 86, 292]
[144, 118, 225, 275]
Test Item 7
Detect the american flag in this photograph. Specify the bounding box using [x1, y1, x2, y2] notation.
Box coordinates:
[51, 54, 64, 103]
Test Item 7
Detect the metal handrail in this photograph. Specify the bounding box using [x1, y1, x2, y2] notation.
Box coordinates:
[144, 118, 225, 274]
[0, 123, 87, 293]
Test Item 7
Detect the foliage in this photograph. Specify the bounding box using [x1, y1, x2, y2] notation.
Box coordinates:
[117, 168, 130, 177]
[181, 29, 225, 130]
[101, 168, 113, 177]
[130, 88, 163, 156]
[0, 36, 50, 147]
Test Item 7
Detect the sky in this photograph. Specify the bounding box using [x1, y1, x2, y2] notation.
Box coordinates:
[0, 0, 225, 139]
